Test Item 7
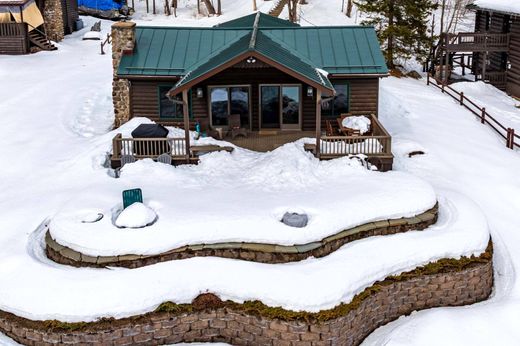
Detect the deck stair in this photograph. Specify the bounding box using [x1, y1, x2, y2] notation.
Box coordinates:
[268, 0, 289, 17]
[28, 30, 57, 51]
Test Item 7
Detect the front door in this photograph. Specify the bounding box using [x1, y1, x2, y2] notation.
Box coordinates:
[260, 85, 301, 130]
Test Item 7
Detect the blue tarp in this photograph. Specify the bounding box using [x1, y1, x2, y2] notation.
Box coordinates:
[78, 0, 122, 11]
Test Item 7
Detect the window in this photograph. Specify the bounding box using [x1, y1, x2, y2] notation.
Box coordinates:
[158, 86, 191, 119]
[321, 82, 349, 117]
[209, 86, 250, 127]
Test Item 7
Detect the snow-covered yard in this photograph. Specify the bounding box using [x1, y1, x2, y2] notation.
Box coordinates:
[1, 1, 520, 345]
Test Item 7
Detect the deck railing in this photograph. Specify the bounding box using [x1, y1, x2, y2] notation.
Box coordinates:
[0, 22, 27, 37]
[320, 114, 392, 158]
[444, 32, 510, 52]
[112, 134, 188, 160]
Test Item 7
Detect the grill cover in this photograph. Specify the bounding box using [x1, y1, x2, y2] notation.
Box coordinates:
[131, 124, 169, 138]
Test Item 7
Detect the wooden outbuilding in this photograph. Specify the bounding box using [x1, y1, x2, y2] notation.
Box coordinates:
[111, 13, 392, 170]
[0, 0, 79, 54]
[431, 1, 520, 97]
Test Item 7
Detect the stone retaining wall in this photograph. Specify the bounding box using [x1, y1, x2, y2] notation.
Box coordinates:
[0, 249, 493, 346]
[46, 205, 438, 268]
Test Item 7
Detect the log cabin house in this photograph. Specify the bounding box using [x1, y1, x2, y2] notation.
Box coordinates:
[111, 13, 392, 170]
[0, 0, 79, 54]
[431, 1, 520, 97]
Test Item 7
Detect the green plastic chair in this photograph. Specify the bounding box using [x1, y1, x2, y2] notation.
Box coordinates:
[122, 188, 143, 209]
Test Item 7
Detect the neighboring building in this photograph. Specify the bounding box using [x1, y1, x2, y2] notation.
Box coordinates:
[111, 13, 392, 169]
[0, 0, 79, 54]
[433, 1, 520, 97]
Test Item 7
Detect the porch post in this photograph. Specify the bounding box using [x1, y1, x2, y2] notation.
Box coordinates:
[182, 89, 191, 163]
[315, 88, 322, 159]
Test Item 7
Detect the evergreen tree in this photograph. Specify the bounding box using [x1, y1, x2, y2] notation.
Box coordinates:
[355, 0, 437, 68]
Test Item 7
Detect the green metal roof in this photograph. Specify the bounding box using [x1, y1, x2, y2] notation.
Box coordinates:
[214, 12, 300, 28]
[117, 13, 388, 79]
[171, 30, 333, 94]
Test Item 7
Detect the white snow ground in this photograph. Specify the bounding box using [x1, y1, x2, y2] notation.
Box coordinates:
[0, 0, 519, 344]
[49, 137, 436, 256]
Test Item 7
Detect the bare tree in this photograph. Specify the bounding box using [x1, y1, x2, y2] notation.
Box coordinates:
[346, 0, 353, 17]
[201, 0, 216, 15]
[288, 0, 298, 23]
[438, 0, 472, 33]
[253, 0, 257, 11]
[217, 0, 221, 15]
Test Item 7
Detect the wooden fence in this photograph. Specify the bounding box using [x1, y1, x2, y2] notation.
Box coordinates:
[427, 74, 519, 150]
[320, 114, 393, 158]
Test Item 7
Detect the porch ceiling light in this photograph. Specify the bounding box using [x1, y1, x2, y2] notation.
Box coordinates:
[196, 88, 203, 98]
[246, 56, 257, 64]
[307, 86, 313, 97]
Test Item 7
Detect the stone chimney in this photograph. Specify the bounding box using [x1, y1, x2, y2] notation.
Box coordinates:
[111, 21, 136, 128]
[43, 0, 65, 42]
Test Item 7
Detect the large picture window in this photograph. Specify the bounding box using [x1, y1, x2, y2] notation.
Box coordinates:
[158, 86, 191, 119]
[209, 86, 250, 127]
[321, 82, 349, 117]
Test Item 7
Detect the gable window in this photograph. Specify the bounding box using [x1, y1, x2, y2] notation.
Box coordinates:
[321, 82, 349, 117]
[158, 86, 192, 119]
[209, 86, 250, 127]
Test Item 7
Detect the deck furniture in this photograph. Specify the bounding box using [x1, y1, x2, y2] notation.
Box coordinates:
[325, 120, 337, 136]
[120, 154, 136, 167]
[122, 188, 143, 209]
[337, 117, 361, 136]
[337, 114, 373, 136]
[156, 153, 172, 165]
[229, 114, 248, 139]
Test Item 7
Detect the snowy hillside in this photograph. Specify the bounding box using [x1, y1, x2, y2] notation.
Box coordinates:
[1, 0, 520, 345]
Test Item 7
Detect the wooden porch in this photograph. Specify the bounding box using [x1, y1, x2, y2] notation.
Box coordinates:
[110, 115, 393, 171]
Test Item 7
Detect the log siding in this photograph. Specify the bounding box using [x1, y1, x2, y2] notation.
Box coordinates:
[128, 66, 381, 130]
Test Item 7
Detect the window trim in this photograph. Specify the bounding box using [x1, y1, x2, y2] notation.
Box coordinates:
[207, 85, 252, 130]
[157, 85, 193, 120]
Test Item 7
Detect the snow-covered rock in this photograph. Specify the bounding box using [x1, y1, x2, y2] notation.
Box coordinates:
[115, 203, 156, 228]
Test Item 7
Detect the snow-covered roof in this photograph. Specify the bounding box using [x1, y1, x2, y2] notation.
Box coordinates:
[472, 0, 520, 15]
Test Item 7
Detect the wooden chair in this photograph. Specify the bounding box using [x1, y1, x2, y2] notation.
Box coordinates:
[228, 114, 248, 139]
[325, 120, 336, 136]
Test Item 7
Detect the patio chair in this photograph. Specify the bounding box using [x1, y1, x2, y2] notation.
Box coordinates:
[325, 120, 337, 136]
[120, 154, 136, 167]
[228, 114, 248, 140]
[122, 188, 143, 209]
[198, 118, 221, 139]
[156, 153, 172, 165]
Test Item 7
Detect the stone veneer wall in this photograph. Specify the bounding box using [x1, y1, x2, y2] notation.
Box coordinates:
[42, 0, 65, 42]
[111, 22, 135, 127]
[0, 250, 493, 346]
[46, 205, 438, 268]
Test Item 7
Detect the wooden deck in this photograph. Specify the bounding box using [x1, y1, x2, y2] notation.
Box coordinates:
[228, 131, 315, 152]
[443, 32, 509, 52]
[111, 115, 394, 171]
